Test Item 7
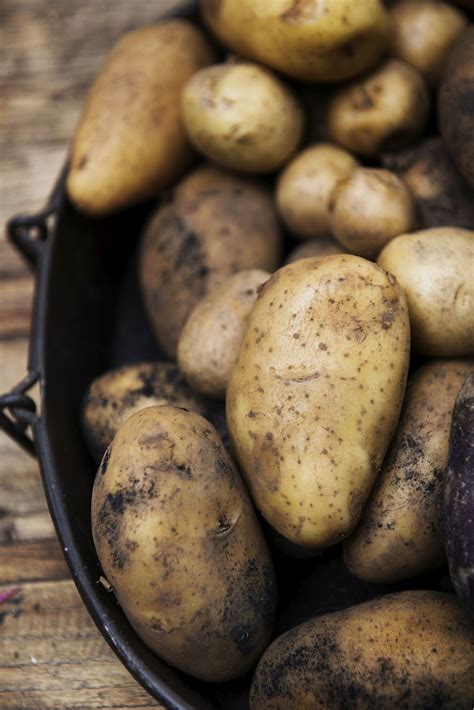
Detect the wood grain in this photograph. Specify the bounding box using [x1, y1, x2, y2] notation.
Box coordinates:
[0, 2, 184, 706]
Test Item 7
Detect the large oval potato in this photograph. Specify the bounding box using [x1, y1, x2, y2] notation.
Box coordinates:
[81, 361, 225, 463]
[92, 405, 276, 682]
[250, 591, 474, 709]
[67, 21, 215, 215]
[344, 359, 473, 584]
[377, 227, 474, 356]
[140, 175, 282, 358]
[201, 0, 390, 83]
[181, 62, 304, 173]
[177, 269, 270, 400]
[227, 255, 410, 548]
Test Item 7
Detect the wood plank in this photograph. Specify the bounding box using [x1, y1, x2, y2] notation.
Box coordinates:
[0, 579, 161, 708]
[0, 540, 69, 585]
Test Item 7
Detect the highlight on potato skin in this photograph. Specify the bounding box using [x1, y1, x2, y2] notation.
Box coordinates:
[227, 255, 410, 549]
[91, 405, 277, 682]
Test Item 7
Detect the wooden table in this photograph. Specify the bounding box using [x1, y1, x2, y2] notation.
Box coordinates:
[0, 2, 182, 707]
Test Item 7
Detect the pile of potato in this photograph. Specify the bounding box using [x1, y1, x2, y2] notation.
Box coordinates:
[72, 1, 474, 706]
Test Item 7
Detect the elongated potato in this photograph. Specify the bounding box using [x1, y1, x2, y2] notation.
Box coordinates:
[92, 406, 276, 682]
[344, 359, 473, 583]
[378, 227, 474, 356]
[445, 373, 474, 619]
[140, 177, 282, 358]
[201, 0, 390, 83]
[177, 270, 270, 399]
[67, 21, 215, 215]
[250, 591, 474, 709]
[227, 255, 410, 548]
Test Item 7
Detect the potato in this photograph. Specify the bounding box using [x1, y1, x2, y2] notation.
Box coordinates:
[67, 22, 215, 215]
[378, 227, 474, 356]
[390, 2, 467, 85]
[81, 361, 212, 463]
[91, 405, 276, 681]
[328, 168, 417, 260]
[445, 372, 474, 619]
[276, 144, 358, 240]
[139, 175, 282, 358]
[173, 163, 246, 202]
[177, 269, 270, 400]
[226, 255, 410, 548]
[181, 62, 304, 173]
[285, 236, 345, 265]
[382, 137, 474, 230]
[344, 359, 473, 584]
[439, 26, 474, 190]
[201, 0, 390, 83]
[250, 590, 474, 709]
[328, 59, 430, 157]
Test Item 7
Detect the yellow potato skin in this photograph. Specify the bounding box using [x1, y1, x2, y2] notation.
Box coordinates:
[285, 236, 345, 264]
[91, 406, 276, 682]
[377, 227, 474, 356]
[250, 591, 474, 709]
[201, 0, 390, 83]
[67, 21, 215, 215]
[82, 362, 210, 462]
[344, 359, 474, 583]
[177, 269, 270, 400]
[227, 255, 410, 548]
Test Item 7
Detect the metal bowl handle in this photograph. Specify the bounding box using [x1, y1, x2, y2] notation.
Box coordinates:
[0, 163, 68, 456]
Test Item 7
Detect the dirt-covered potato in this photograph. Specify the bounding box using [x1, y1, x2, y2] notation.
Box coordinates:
[181, 62, 304, 173]
[285, 236, 345, 264]
[390, 2, 467, 85]
[344, 359, 473, 584]
[227, 255, 410, 548]
[67, 21, 215, 215]
[92, 405, 276, 681]
[173, 163, 245, 202]
[276, 144, 358, 240]
[250, 591, 474, 709]
[201, 0, 390, 83]
[382, 137, 474, 230]
[177, 270, 270, 400]
[439, 26, 474, 190]
[139, 175, 282, 358]
[328, 168, 417, 260]
[378, 227, 474, 356]
[328, 59, 430, 157]
[81, 362, 212, 463]
[445, 372, 474, 619]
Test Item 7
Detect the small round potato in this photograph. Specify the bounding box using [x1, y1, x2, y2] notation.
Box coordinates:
[344, 359, 473, 584]
[390, 2, 467, 85]
[382, 137, 474, 230]
[328, 168, 417, 259]
[82, 362, 210, 462]
[173, 163, 248, 202]
[328, 59, 430, 157]
[276, 144, 358, 240]
[378, 227, 474, 356]
[201, 0, 390, 83]
[177, 269, 270, 400]
[140, 174, 282, 358]
[227, 255, 410, 548]
[92, 405, 276, 682]
[181, 62, 304, 173]
[250, 591, 474, 709]
[439, 26, 474, 189]
[285, 236, 345, 264]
